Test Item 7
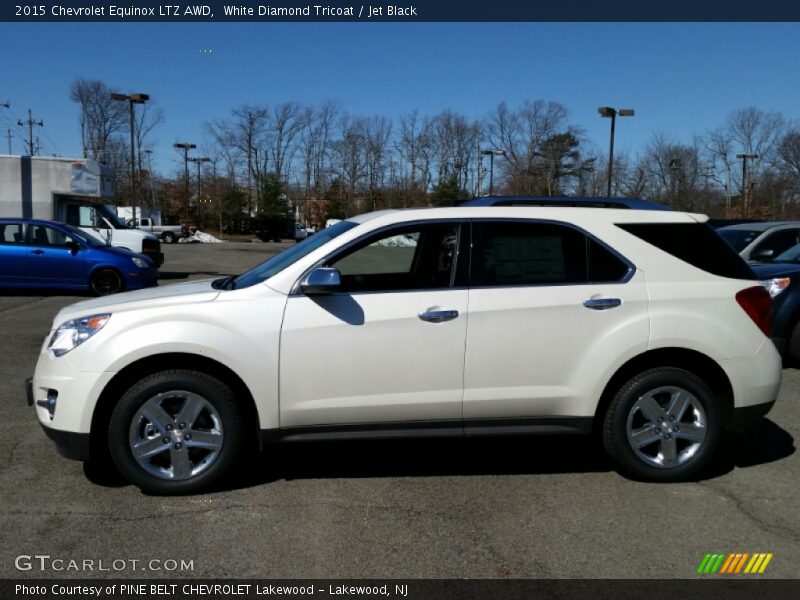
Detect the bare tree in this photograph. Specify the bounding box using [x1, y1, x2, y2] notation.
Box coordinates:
[269, 102, 310, 182]
[364, 115, 392, 210]
[724, 107, 786, 216]
[485, 100, 572, 194]
[70, 78, 126, 163]
[227, 105, 269, 215]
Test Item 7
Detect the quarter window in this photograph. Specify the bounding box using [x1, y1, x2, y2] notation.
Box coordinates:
[0, 223, 24, 245]
[328, 224, 459, 292]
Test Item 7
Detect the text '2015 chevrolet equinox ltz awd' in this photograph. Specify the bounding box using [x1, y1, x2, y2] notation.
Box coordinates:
[29, 207, 781, 494]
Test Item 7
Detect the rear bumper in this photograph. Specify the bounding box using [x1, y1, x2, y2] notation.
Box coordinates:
[771, 336, 787, 358]
[720, 340, 783, 409]
[728, 400, 776, 433]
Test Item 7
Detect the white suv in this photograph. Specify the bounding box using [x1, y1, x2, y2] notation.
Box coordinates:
[29, 207, 782, 493]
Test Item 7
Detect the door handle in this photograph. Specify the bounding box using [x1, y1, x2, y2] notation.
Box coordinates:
[30, 249, 45, 255]
[419, 309, 459, 323]
[583, 297, 622, 310]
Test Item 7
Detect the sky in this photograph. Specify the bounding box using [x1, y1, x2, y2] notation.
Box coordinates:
[1, 22, 799, 175]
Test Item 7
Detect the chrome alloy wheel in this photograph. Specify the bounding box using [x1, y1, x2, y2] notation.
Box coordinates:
[128, 391, 224, 480]
[625, 386, 707, 469]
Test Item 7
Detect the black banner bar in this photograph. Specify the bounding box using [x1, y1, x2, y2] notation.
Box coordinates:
[3, 580, 800, 600]
[3, 1, 800, 22]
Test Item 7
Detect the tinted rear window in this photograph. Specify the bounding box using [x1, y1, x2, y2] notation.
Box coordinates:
[619, 223, 755, 280]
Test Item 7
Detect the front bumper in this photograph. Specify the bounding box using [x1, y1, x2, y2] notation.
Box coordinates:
[147, 252, 164, 268]
[126, 267, 160, 290]
[27, 376, 91, 461]
[40, 423, 91, 461]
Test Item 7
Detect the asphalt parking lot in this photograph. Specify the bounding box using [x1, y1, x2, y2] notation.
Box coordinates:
[1, 241, 798, 579]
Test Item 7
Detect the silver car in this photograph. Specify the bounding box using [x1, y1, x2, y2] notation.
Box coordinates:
[717, 221, 800, 261]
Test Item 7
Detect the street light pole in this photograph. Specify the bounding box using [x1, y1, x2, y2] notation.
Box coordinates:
[174, 142, 197, 220]
[189, 156, 211, 222]
[111, 93, 149, 224]
[598, 107, 634, 197]
[669, 158, 682, 203]
[480, 149, 507, 196]
[736, 153, 758, 217]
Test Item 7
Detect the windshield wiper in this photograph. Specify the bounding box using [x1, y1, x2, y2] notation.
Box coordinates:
[211, 275, 236, 290]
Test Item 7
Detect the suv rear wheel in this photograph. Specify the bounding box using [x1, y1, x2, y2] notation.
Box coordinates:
[108, 370, 244, 494]
[603, 368, 721, 481]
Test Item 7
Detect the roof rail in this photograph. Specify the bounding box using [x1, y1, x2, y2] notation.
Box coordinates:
[457, 195, 671, 211]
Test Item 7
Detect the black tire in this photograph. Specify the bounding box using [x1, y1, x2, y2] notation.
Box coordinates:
[90, 269, 123, 296]
[108, 370, 245, 494]
[162, 231, 176, 244]
[603, 367, 722, 482]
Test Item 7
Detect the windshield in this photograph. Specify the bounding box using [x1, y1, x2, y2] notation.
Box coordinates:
[717, 228, 761, 252]
[96, 204, 129, 229]
[233, 220, 359, 289]
[60, 223, 107, 247]
[774, 243, 800, 263]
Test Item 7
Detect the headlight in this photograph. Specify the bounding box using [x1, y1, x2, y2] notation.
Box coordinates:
[131, 256, 150, 268]
[47, 314, 111, 357]
[761, 277, 791, 298]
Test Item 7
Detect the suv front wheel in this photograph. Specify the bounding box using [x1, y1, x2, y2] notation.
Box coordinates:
[603, 368, 722, 482]
[108, 370, 244, 494]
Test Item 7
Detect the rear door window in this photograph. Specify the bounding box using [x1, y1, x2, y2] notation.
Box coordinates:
[751, 229, 800, 259]
[470, 221, 631, 287]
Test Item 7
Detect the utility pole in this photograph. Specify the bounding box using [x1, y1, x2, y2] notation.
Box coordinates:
[144, 149, 156, 210]
[18, 109, 43, 156]
[1, 102, 10, 154]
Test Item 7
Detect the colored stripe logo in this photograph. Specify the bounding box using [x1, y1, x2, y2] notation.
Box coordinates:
[696, 552, 773, 574]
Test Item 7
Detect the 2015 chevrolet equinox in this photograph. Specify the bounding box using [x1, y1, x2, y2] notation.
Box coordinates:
[29, 207, 782, 494]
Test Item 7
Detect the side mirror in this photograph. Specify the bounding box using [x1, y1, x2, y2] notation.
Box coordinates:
[66, 240, 82, 255]
[301, 267, 341, 295]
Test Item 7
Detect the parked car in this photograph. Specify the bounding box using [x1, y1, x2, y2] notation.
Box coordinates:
[0, 218, 158, 295]
[717, 221, 800, 261]
[250, 217, 306, 242]
[30, 207, 780, 494]
[128, 218, 186, 244]
[750, 242, 800, 363]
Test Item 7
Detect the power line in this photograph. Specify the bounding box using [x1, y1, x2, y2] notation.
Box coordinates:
[18, 108, 43, 156]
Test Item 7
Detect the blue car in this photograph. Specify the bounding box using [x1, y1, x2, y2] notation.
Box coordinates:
[0, 218, 158, 295]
